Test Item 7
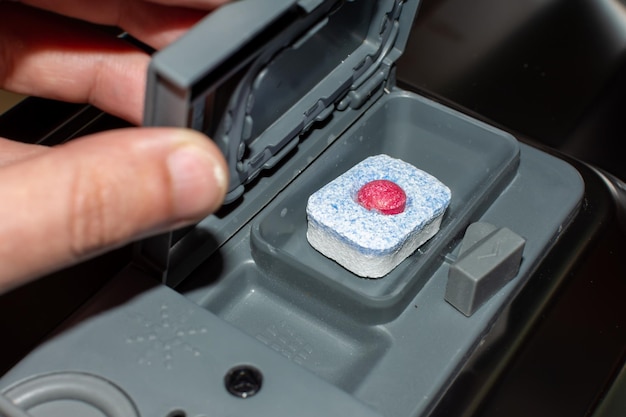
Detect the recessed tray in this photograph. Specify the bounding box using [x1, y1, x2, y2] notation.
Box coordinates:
[250, 90, 520, 323]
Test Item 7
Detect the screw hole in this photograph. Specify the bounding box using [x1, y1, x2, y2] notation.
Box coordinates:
[224, 365, 263, 399]
[166, 410, 186, 417]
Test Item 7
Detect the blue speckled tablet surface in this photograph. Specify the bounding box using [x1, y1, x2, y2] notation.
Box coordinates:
[306, 154, 451, 256]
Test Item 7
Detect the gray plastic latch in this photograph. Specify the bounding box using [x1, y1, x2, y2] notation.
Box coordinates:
[445, 222, 526, 316]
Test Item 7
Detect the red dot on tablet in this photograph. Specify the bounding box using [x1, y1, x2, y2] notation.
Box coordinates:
[357, 180, 406, 215]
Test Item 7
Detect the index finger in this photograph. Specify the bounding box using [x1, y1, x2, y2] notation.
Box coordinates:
[18, 0, 230, 48]
[0, 3, 149, 124]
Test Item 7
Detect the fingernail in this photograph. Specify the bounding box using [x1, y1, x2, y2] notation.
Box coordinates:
[167, 143, 227, 220]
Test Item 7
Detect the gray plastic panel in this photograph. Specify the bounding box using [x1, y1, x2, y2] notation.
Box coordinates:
[0, 109, 584, 417]
[177, 141, 582, 417]
[180, 142, 584, 417]
[0, 269, 382, 417]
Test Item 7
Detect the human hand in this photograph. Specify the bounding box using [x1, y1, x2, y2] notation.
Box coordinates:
[0, 0, 230, 292]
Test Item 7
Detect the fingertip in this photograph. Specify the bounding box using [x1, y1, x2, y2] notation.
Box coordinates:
[166, 129, 228, 219]
[0, 126, 230, 288]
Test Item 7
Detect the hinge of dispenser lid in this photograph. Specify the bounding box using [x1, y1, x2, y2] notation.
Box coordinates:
[337, 0, 403, 111]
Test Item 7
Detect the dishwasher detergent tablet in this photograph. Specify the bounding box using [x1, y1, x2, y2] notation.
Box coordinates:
[306, 154, 451, 278]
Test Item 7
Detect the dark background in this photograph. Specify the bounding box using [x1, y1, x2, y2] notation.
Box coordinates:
[399, 0, 626, 182]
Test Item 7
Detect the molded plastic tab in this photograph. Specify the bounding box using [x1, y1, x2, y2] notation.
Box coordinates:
[1, 373, 138, 417]
[445, 222, 526, 316]
[144, 0, 419, 203]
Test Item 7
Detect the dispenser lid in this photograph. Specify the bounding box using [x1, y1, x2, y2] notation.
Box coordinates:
[144, 0, 420, 203]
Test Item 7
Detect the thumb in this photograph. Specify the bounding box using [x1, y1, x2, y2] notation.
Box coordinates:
[0, 127, 228, 292]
